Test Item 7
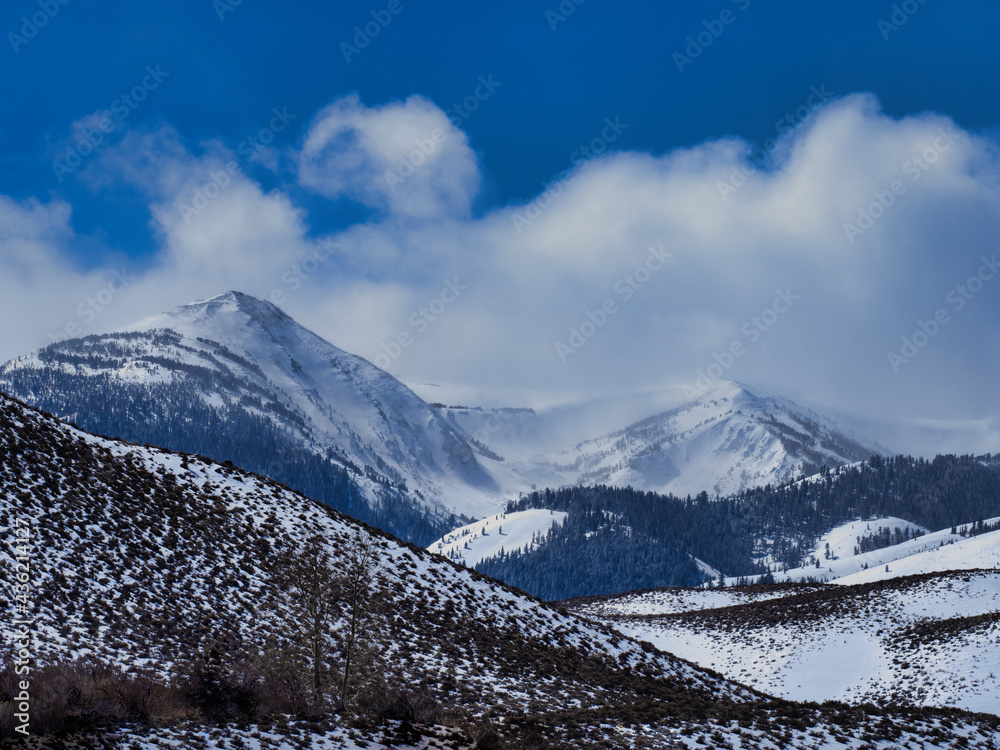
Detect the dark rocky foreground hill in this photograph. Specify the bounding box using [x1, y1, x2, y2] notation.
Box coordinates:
[2, 392, 999, 748]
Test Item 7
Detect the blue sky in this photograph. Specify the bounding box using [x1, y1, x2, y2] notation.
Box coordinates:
[5, 0, 999, 257]
[3, 0, 1000, 452]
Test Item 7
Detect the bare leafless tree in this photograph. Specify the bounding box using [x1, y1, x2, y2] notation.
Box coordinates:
[335, 528, 385, 711]
[273, 534, 339, 702]
[272, 528, 385, 712]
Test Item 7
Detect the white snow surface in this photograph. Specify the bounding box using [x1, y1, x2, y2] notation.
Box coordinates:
[115, 715, 1000, 750]
[574, 585, 826, 617]
[731, 516, 1000, 585]
[428, 508, 568, 567]
[575, 570, 1000, 714]
[835, 525, 1000, 585]
[117, 721, 470, 750]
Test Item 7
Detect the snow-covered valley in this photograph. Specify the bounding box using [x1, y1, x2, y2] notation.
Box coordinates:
[571, 568, 1000, 714]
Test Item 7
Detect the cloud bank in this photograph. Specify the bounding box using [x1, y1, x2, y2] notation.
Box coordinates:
[2, 92, 999, 454]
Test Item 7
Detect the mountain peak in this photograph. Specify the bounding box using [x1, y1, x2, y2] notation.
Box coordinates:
[189, 290, 291, 322]
[207, 289, 258, 304]
[124, 290, 296, 338]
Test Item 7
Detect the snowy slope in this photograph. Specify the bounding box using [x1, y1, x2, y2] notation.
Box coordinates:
[569, 583, 827, 617]
[820, 517, 928, 558]
[427, 508, 568, 567]
[573, 570, 1000, 714]
[115, 722, 473, 749]
[732, 516, 1000, 585]
[551, 381, 876, 497]
[115, 714, 1000, 750]
[0, 391, 757, 725]
[835, 527, 1000, 585]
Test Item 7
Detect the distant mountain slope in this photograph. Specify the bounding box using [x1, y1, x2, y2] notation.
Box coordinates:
[570, 571, 1000, 715]
[427, 508, 568, 566]
[474, 455, 1000, 599]
[0, 291, 500, 542]
[438, 380, 878, 498]
[833, 524, 1000, 585]
[724, 516, 1000, 585]
[0, 293, 885, 549]
[547, 381, 876, 497]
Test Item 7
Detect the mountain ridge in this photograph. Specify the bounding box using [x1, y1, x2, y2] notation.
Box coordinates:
[2, 291, 881, 544]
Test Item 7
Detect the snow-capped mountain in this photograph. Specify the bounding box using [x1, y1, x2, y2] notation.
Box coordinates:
[438, 380, 877, 498]
[0, 292, 878, 547]
[0, 291, 500, 535]
[5, 391, 1000, 748]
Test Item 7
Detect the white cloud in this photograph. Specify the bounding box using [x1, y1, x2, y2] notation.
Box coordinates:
[0, 196, 75, 278]
[91, 127, 318, 308]
[298, 93, 480, 220]
[0, 196, 133, 354]
[304, 94, 1000, 455]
